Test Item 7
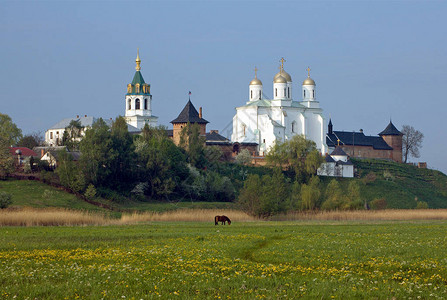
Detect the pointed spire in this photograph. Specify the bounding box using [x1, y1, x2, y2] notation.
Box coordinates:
[307, 66, 311, 78]
[136, 48, 141, 71]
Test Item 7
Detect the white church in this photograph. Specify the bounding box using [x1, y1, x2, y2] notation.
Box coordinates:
[231, 58, 327, 155]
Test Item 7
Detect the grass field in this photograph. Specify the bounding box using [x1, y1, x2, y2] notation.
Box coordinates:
[1, 221, 447, 299]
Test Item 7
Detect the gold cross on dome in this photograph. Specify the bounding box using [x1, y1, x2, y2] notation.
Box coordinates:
[307, 67, 311, 77]
[254, 66, 258, 78]
[337, 139, 340, 146]
[280, 57, 286, 70]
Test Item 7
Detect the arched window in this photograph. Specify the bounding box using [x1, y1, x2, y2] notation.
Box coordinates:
[284, 88, 286, 97]
[275, 88, 277, 97]
[288, 87, 290, 98]
[135, 98, 140, 110]
[313, 90, 315, 98]
[304, 90, 306, 98]
[243, 125, 246, 136]
[259, 91, 261, 100]
[251, 90, 253, 99]
[128, 99, 131, 110]
[292, 122, 296, 133]
[144, 98, 148, 110]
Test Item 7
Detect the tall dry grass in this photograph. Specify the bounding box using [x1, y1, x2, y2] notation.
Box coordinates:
[3, 208, 447, 226]
[0, 208, 110, 226]
[119, 209, 255, 224]
[272, 209, 447, 221]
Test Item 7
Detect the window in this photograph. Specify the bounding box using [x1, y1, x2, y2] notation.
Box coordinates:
[242, 125, 246, 136]
[50, 132, 53, 139]
[284, 88, 286, 97]
[259, 91, 261, 100]
[304, 90, 306, 98]
[275, 88, 277, 97]
[144, 98, 148, 110]
[251, 90, 253, 99]
[128, 99, 131, 110]
[313, 90, 315, 98]
[292, 122, 295, 133]
[135, 98, 140, 110]
[288, 87, 290, 98]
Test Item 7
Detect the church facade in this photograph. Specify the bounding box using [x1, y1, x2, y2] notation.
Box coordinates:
[231, 59, 327, 155]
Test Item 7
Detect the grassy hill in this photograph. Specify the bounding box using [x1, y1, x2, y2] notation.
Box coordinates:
[0, 179, 236, 214]
[347, 158, 447, 209]
[1, 159, 446, 212]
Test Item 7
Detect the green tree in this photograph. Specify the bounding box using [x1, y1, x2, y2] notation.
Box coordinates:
[322, 179, 345, 210]
[135, 125, 188, 199]
[238, 169, 290, 217]
[237, 174, 263, 216]
[179, 123, 206, 168]
[17, 132, 44, 149]
[109, 116, 135, 190]
[55, 151, 85, 193]
[0, 113, 22, 146]
[344, 181, 363, 210]
[235, 149, 252, 166]
[298, 175, 321, 211]
[266, 135, 323, 183]
[79, 118, 113, 187]
[0, 136, 14, 179]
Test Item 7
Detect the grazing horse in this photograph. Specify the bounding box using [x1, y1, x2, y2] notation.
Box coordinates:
[215, 215, 231, 225]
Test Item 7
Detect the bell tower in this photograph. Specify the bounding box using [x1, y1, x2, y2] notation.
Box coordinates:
[124, 49, 158, 129]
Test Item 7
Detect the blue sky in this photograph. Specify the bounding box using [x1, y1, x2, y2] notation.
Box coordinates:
[1, 1, 446, 173]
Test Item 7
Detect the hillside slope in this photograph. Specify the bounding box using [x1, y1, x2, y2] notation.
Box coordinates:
[351, 159, 447, 208]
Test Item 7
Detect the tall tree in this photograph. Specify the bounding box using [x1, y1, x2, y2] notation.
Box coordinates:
[401, 125, 424, 163]
[179, 123, 206, 168]
[0, 136, 14, 179]
[17, 132, 44, 149]
[79, 118, 113, 186]
[135, 125, 187, 199]
[0, 113, 22, 146]
[266, 135, 323, 183]
[63, 120, 84, 150]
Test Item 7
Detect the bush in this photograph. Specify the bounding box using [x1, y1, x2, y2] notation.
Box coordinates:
[416, 201, 429, 209]
[84, 184, 97, 200]
[0, 192, 12, 209]
[370, 198, 387, 210]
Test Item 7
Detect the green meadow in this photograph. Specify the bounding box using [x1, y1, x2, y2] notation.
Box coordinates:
[1, 222, 446, 299]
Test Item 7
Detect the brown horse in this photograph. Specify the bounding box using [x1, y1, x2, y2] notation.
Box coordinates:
[215, 215, 231, 225]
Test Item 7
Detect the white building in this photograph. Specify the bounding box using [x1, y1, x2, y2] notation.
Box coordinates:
[45, 50, 156, 146]
[124, 49, 158, 129]
[317, 147, 354, 178]
[231, 59, 327, 155]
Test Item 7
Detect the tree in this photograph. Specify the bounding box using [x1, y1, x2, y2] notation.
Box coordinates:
[401, 125, 424, 163]
[0, 136, 14, 179]
[63, 120, 84, 150]
[79, 118, 113, 186]
[266, 135, 323, 183]
[179, 123, 206, 169]
[55, 150, 85, 192]
[17, 132, 44, 149]
[0, 192, 12, 209]
[135, 125, 188, 199]
[235, 149, 252, 165]
[0, 113, 22, 146]
[321, 179, 344, 210]
[297, 175, 321, 210]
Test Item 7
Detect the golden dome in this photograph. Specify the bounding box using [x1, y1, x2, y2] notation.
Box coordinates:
[274, 70, 292, 82]
[250, 78, 262, 86]
[302, 77, 316, 86]
[274, 75, 287, 84]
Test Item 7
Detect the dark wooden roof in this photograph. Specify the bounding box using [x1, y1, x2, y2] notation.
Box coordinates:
[327, 131, 393, 150]
[171, 100, 209, 124]
[379, 121, 402, 136]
